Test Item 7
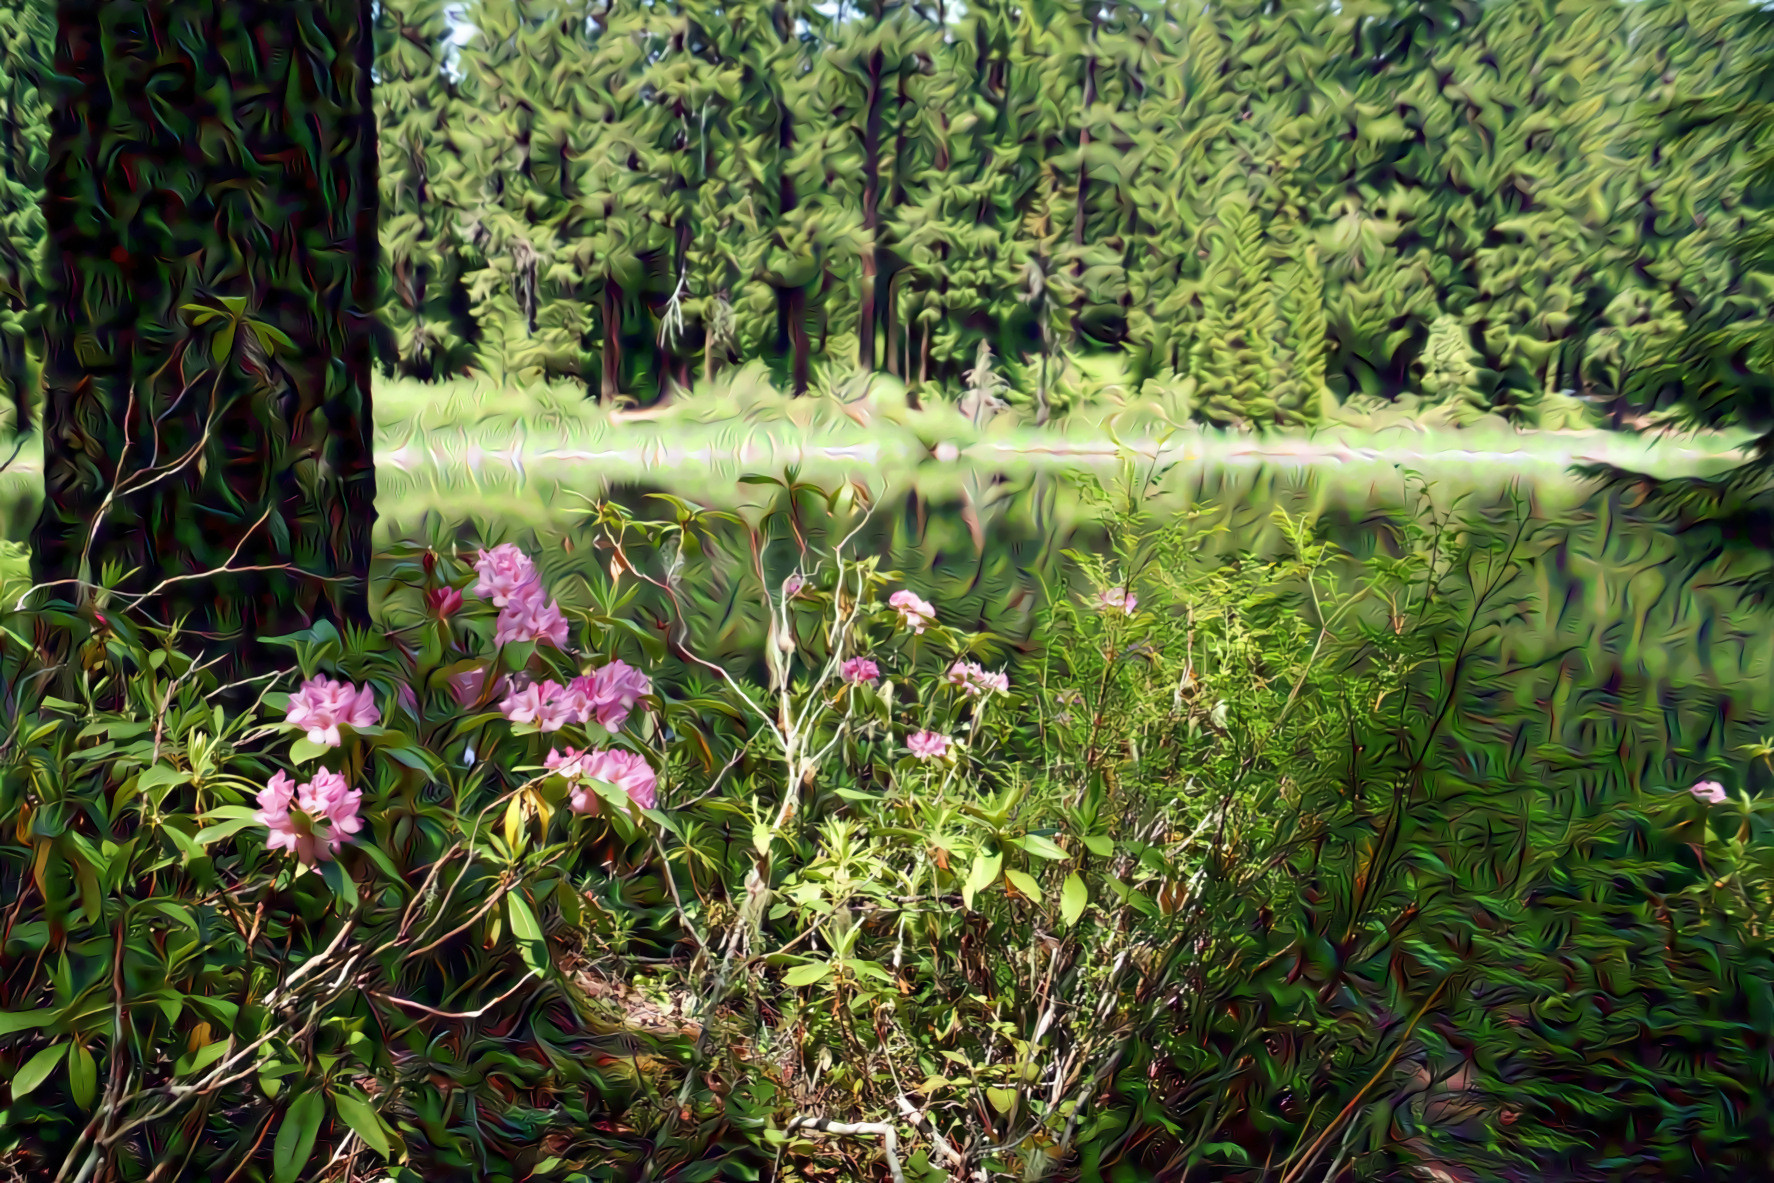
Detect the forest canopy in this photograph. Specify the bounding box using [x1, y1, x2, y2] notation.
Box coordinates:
[5, 0, 1774, 430]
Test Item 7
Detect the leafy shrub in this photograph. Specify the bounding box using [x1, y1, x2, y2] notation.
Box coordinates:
[1, 466, 1771, 1183]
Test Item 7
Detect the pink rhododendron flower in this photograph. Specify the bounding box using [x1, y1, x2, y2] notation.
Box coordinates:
[588, 660, 652, 729]
[426, 585, 464, 619]
[557, 748, 658, 812]
[284, 675, 381, 747]
[395, 682, 419, 719]
[256, 772, 301, 856]
[498, 679, 549, 725]
[545, 745, 588, 778]
[841, 656, 880, 684]
[907, 730, 951, 760]
[947, 661, 1008, 697]
[255, 768, 362, 867]
[889, 589, 937, 633]
[557, 675, 599, 723]
[494, 581, 571, 648]
[534, 681, 582, 732]
[472, 543, 541, 607]
[1690, 780, 1728, 805]
[1098, 587, 1138, 616]
[784, 573, 807, 598]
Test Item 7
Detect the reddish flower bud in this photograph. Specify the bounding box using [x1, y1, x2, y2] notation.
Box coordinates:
[421, 549, 437, 578]
[426, 585, 464, 619]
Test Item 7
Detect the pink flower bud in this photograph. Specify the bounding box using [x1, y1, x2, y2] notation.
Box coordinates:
[426, 585, 464, 619]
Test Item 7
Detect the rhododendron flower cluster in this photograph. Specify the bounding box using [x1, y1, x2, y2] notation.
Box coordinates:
[471, 543, 571, 648]
[947, 660, 1009, 697]
[907, 730, 951, 760]
[1690, 780, 1728, 804]
[256, 768, 363, 866]
[494, 582, 571, 648]
[841, 656, 881, 685]
[1098, 587, 1138, 615]
[472, 543, 540, 607]
[496, 661, 652, 732]
[547, 745, 659, 811]
[889, 590, 936, 634]
[284, 675, 381, 747]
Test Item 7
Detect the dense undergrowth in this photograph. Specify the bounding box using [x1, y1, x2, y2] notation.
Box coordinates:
[1, 466, 1772, 1183]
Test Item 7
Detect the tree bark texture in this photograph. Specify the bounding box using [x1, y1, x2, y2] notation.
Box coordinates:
[32, 0, 379, 696]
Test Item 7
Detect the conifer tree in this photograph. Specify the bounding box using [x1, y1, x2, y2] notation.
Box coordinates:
[375, 0, 464, 379]
[0, 0, 49, 428]
[1192, 189, 1282, 428]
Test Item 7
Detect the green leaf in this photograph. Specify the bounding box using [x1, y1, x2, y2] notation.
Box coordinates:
[1082, 835, 1113, 858]
[1004, 868, 1043, 903]
[289, 737, 330, 764]
[251, 322, 298, 355]
[1018, 834, 1071, 861]
[507, 893, 548, 978]
[195, 817, 259, 847]
[0, 1008, 58, 1036]
[318, 860, 358, 912]
[1060, 873, 1089, 927]
[963, 851, 1002, 911]
[10, 1044, 64, 1099]
[273, 1090, 327, 1183]
[985, 1087, 1017, 1116]
[68, 1043, 96, 1110]
[844, 958, 895, 985]
[782, 961, 833, 988]
[356, 843, 404, 885]
[136, 764, 192, 792]
[332, 1091, 393, 1158]
[211, 322, 236, 367]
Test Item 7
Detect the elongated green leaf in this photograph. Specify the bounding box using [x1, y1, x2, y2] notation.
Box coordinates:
[1004, 868, 1043, 902]
[273, 1090, 327, 1183]
[288, 737, 330, 765]
[1018, 834, 1071, 861]
[507, 893, 548, 977]
[68, 1043, 96, 1110]
[0, 1008, 58, 1036]
[211, 322, 236, 367]
[963, 851, 1002, 910]
[783, 961, 833, 988]
[318, 860, 358, 911]
[136, 764, 191, 792]
[10, 1044, 64, 1099]
[332, 1091, 392, 1157]
[195, 817, 259, 847]
[1060, 873, 1089, 927]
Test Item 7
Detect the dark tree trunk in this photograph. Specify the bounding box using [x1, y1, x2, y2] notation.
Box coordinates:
[788, 283, 809, 396]
[601, 277, 622, 402]
[32, 0, 379, 709]
[857, 47, 884, 372]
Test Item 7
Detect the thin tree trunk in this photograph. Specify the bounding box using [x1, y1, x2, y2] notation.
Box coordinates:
[1073, 9, 1099, 349]
[601, 277, 623, 402]
[33, 0, 378, 711]
[858, 48, 884, 372]
[789, 283, 810, 396]
[885, 274, 900, 379]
